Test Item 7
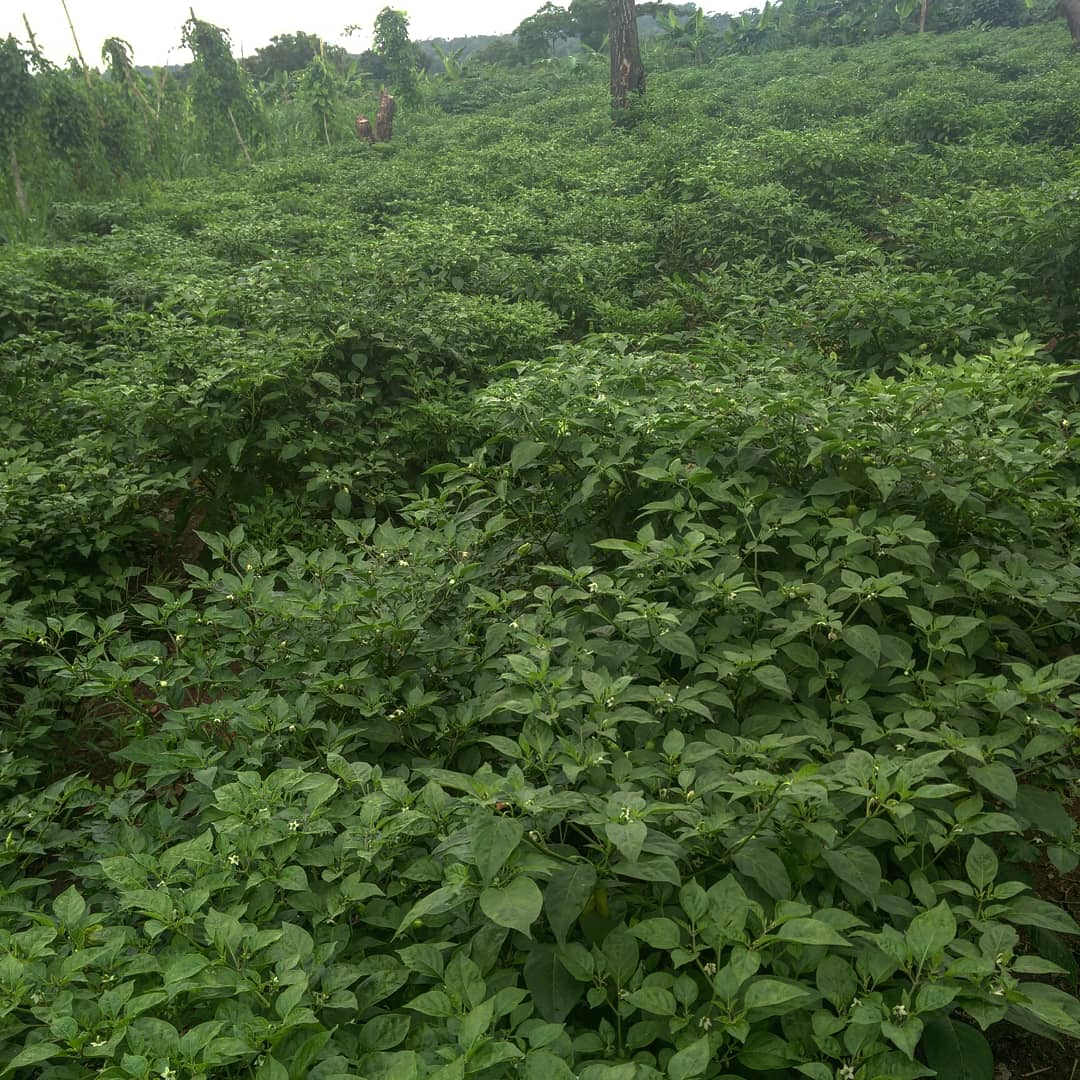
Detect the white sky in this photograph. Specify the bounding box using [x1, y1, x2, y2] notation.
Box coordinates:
[0, 1, 738, 67]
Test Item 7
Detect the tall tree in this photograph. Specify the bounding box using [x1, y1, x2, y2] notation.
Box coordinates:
[515, 3, 576, 60]
[608, 0, 645, 109]
[570, 0, 609, 49]
[373, 8, 419, 103]
[182, 13, 258, 164]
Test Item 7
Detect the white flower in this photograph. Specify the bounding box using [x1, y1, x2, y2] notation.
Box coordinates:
[228, 853, 241, 867]
[588, 581, 598, 593]
[838, 1064, 857, 1080]
[703, 962, 717, 977]
[699, 1016, 712, 1030]
[158, 680, 168, 688]
[398, 559, 409, 567]
[448, 578, 456, 586]
[288, 820, 301, 832]
[892, 1004, 908, 1021]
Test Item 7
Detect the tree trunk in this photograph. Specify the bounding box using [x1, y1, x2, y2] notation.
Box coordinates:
[375, 91, 396, 143]
[918, 0, 929, 31]
[10, 148, 27, 217]
[608, 0, 645, 110]
[1064, 0, 1080, 45]
[323, 113, 332, 148]
[355, 116, 375, 143]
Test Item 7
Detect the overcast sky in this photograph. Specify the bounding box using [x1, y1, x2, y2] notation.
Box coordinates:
[1, 1, 738, 68]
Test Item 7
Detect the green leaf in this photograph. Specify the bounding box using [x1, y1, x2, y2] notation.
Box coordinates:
[823, 845, 882, 899]
[524, 945, 585, 1023]
[480, 877, 543, 937]
[522, 1049, 577, 1080]
[1006, 896, 1080, 935]
[906, 902, 956, 968]
[734, 843, 791, 900]
[964, 839, 999, 890]
[626, 987, 677, 1016]
[629, 917, 682, 949]
[667, 1036, 711, 1080]
[867, 466, 902, 501]
[603, 927, 640, 985]
[511, 440, 546, 473]
[841, 624, 881, 666]
[775, 917, 851, 948]
[1018, 983, 1080, 1039]
[969, 763, 1017, 806]
[1, 1043, 63, 1076]
[743, 977, 819, 1017]
[752, 664, 790, 697]
[658, 630, 698, 660]
[920, 1018, 993, 1080]
[606, 819, 647, 863]
[544, 863, 597, 945]
[52, 885, 86, 927]
[473, 816, 524, 884]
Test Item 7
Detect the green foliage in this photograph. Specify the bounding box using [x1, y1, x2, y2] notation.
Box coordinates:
[0, 34, 34, 149]
[373, 7, 420, 103]
[2, 18, 1080, 1080]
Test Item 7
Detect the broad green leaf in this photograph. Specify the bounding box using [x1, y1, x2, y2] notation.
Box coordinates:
[920, 1017, 993, 1080]
[823, 845, 882, 899]
[544, 863, 597, 945]
[511, 440, 546, 473]
[964, 839, 999, 890]
[480, 876, 542, 937]
[969, 763, 1017, 806]
[524, 945, 585, 1023]
[667, 1036, 711, 1080]
[603, 927, 640, 985]
[734, 843, 791, 900]
[522, 1049, 577, 1080]
[626, 987, 677, 1016]
[1, 1043, 63, 1076]
[775, 918, 851, 948]
[473, 816, 524, 884]
[842, 624, 881, 666]
[743, 977, 818, 1017]
[606, 819, 647, 863]
[629, 917, 682, 949]
[658, 630, 698, 660]
[906, 902, 956, 968]
[1018, 983, 1080, 1039]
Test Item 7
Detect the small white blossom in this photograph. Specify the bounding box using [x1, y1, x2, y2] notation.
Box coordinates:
[892, 1004, 908, 1021]
[699, 1016, 712, 1030]
[838, 1065, 857, 1080]
[288, 820, 301, 832]
[228, 853, 241, 866]
[703, 962, 718, 977]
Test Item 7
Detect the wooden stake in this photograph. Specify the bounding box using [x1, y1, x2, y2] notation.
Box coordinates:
[10, 148, 28, 217]
[59, 0, 92, 85]
[226, 105, 253, 164]
[21, 14, 41, 56]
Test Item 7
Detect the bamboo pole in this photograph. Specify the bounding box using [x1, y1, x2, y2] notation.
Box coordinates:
[10, 148, 28, 217]
[21, 14, 41, 56]
[226, 105, 253, 164]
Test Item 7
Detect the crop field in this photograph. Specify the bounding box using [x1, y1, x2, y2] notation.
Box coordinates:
[1, 16, 1080, 1080]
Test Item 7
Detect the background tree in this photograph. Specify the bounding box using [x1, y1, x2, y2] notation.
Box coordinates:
[514, 3, 576, 60]
[182, 13, 260, 164]
[608, 0, 645, 109]
[0, 35, 34, 215]
[243, 32, 347, 83]
[570, 0, 610, 47]
[372, 8, 419, 103]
